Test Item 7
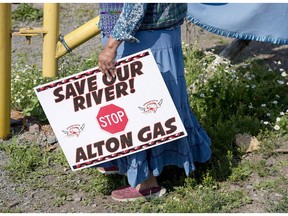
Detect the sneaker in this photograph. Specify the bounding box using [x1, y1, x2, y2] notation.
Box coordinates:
[111, 185, 167, 202]
[97, 166, 119, 174]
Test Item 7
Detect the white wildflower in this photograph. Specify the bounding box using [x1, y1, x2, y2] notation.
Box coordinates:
[272, 101, 278, 104]
[263, 121, 269, 125]
[251, 84, 256, 89]
[266, 113, 271, 117]
[274, 125, 280, 130]
[248, 103, 253, 109]
[173, 197, 180, 202]
[276, 117, 281, 122]
[200, 93, 205, 98]
[280, 112, 285, 116]
[261, 104, 266, 107]
[277, 80, 284, 85]
[281, 72, 287, 77]
[275, 95, 280, 98]
[210, 89, 214, 92]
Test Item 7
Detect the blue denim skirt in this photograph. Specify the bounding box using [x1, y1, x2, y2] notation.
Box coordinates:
[99, 26, 211, 188]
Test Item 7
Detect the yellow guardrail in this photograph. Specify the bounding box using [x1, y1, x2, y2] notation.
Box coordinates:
[0, 3, 101, 139]
[0, 3, 11, 139]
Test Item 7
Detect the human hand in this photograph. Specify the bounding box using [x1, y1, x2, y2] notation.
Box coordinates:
[98, 37, 121, 80]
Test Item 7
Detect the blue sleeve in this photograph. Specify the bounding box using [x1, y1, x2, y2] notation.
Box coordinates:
[110, 3, 148, 43]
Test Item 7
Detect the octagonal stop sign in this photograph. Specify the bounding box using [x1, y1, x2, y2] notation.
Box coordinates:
[96, 104, 128, 134]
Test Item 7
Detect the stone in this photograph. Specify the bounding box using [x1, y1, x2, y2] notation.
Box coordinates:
[235, 133, 260, 153]
[8, 200, 20, 208]
[73, 194, 82, 202]
[29, 123, 40, 134]
[47, 135, 57, 145]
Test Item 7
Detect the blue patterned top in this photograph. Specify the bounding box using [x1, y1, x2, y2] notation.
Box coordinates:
[99, 3, 187, 42]
[99, 3, 123, 37]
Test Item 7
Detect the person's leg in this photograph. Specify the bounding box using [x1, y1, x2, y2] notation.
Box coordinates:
[135, 172, 159, 190]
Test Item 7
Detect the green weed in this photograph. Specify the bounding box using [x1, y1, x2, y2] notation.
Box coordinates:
[0, 138, 49, 180]
[183, 44, 288, 182]
[12, 3, 43, 22]
[11, 52, 99, 122]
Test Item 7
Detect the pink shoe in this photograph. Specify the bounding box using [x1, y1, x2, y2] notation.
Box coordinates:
[97, 166, 119, 174]
[111, 185, 167, 202]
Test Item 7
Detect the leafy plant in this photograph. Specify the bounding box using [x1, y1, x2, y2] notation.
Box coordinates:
[10, 53, 99, 122]
[0, 138, 49, 179]
[12, 3, 43, 22]
[183, 44, 288, 182]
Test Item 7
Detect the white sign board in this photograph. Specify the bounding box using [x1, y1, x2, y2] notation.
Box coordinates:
[34, 49, 187, 171]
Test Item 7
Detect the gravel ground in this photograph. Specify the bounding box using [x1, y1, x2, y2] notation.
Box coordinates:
[1, 3, 288, 213]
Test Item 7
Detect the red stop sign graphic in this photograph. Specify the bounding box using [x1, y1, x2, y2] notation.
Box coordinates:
[96, 104, 128, 134]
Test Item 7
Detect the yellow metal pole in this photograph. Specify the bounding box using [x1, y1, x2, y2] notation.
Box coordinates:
[0, 3, 11, 139]
[55, 16, 101, 59]
[43, 3, 59, 77]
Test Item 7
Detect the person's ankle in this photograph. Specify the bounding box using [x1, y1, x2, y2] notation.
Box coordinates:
[135, 175, 160, 190]
[136, 183, 160, 191]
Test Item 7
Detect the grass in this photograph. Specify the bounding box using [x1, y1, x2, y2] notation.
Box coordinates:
[2, 40, 288, 213]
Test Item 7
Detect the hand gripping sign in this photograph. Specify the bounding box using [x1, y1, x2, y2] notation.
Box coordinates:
[34, 49, 187, 171]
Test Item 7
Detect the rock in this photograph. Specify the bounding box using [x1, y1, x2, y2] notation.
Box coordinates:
[73, 194, 82, 202]
[31, 191, 37, 198]
[36, 134, 47, 143]
[29, 123, 40, 134]
[8, 200, 20, 208]
[45, 145, 58, 152]
[235, 133, 260, 153]
[47, 135, 57, 145]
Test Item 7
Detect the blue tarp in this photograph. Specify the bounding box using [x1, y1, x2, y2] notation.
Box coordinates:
[187, 3, 288, 45]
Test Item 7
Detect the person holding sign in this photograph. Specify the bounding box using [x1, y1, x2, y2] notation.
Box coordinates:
[97, 3, 212, 202]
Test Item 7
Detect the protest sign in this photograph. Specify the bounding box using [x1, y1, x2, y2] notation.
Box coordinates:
[34, 49, 187, 171]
